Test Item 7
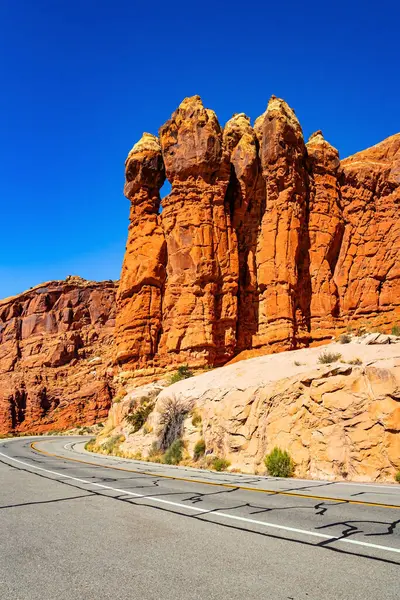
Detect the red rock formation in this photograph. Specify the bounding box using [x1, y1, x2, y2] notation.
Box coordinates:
[3, 98, 398, 436]
[254, 97, 310, 350]
[158, 96, 239, 365]
[115, 95, 400, 370]
[0, 277, 116, 434]
[306, 131, 344, 341]
[223, 114, 264, 351]
[114, 133, 167, 367]
[335, 133, 400, 329]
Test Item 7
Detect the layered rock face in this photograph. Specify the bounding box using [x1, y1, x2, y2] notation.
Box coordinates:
[116, 97, 400, 369]
[0, 277, 116, 434]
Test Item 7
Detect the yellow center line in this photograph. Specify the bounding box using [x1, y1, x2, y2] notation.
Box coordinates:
[30, 442, 400, 510]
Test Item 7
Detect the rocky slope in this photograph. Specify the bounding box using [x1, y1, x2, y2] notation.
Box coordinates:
[98, 339, 400, 482]
[115, 95, 400, 371]
[0, 276, 116, 434]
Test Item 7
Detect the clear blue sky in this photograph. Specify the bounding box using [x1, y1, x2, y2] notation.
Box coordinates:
[1, 0, 399, 299]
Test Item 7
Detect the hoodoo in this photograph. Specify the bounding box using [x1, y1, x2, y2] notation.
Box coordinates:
[115, 96, 400, 370]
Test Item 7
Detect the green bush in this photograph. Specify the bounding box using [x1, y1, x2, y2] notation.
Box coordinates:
[392, 324, 400, 336]
[395, 471, 400, 483]
[212, 457, 230, 472]
[191, 411, 202, 427]
[146, 441, 163, 463]
[318, 351, 342, 364]
[158, 397, 192, 451]
[264, 447, 294, 477]
[126, 402, 154, 433]
[193, 439, 206, 460]
[169, 364, 194, 385]
[339, 333, 351, 344]
[85, 438, 97, 452]
[101, 435, 124, 455]
[164, 439, 184, 465]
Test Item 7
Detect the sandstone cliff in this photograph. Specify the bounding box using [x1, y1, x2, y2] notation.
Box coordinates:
[115, 96, 400, 370]
[335, 133, 400, 329]
[0, 276, 116, 434]
[99, 341, 400, 482]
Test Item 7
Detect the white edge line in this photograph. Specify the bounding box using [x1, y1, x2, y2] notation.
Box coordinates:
[0, 446, 399, 556]
[71, 441, 399, 491]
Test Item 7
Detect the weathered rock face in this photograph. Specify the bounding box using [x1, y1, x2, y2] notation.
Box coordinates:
[224, 114, 265, 351]
[104, 342, 400, 482]
[114, 133, 166, 367]
[335, 133, 400, 330]
[254, 97, 310, 350]
[158, 96, 239, 366]
[306, 131, 344, 340]
[0, 277, 116, 434]
[115, 96, 400, 369]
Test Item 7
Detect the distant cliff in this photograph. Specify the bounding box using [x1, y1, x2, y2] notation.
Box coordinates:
[115, 95, 400, 370]
[0, 276, 116, 434]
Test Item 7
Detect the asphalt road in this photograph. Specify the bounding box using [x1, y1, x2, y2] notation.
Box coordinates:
[0, 437, 399, 600]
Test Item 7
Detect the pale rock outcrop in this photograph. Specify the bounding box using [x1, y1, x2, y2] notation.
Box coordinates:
[106, 342, 400, 482]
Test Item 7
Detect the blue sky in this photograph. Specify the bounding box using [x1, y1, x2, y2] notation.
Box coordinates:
[1, 0, 399, 299]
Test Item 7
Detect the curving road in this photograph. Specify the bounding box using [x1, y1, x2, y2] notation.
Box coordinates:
[0, 436, 399, 600]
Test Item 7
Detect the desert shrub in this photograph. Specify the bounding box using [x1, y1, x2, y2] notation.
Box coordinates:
[193, 439, 206, 460]
[339, 333, 352, 344]
[264, 447, 294, 477]
[158, 396, 193, 451]
[113, 387, 127, 403]
[212, 457, 231, 472]
[85, 438, 97, 452]
[191, 411, 202, 427]
[348, 357, 362, 365]
[392, 324, 400, 337]
[102, 435, 124, 455]
[169, 364, 194, 385]
[164, 439, 184, 465]
[318, 351, 342, 364]
[395, 471, 400, 483]
[126, 402, 154, 433]
[294, 360, 303, 366]
[147, 442, 162, 462]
